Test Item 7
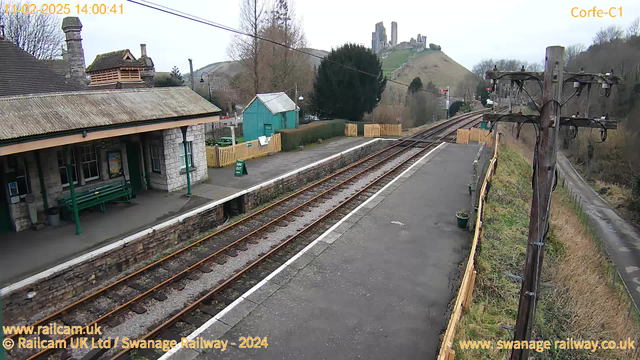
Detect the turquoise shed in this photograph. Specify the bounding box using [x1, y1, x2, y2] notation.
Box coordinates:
[242, 92, 298, 141]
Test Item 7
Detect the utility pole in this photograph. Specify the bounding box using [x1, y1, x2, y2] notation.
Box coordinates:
[188, 58, 195, 91]
[483, 46, 620, 360]
[510, 46, 564, 360]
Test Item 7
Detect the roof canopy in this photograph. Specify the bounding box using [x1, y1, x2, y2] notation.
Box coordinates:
[0, 87, 221, 142]
[86, 49, 144, 72]
[246, 92, 297, 115]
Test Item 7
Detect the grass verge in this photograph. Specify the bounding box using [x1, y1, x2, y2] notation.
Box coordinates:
[454, 144, 640, 359]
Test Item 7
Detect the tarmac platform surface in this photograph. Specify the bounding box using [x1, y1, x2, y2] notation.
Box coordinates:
[0, 137, 375, 287]
[169, 143, 480, 360]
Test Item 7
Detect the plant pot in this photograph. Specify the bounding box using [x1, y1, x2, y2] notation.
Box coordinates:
[456, 214, 469, 229]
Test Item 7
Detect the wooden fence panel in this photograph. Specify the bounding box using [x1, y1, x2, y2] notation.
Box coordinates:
[345, 123, 358, 137]
[469, 128, 491, 143]
[206, 133, 281, 167]
[456, 129, 470, 144]
[364, 124, 381, 138]
[379, 124, 402, 136]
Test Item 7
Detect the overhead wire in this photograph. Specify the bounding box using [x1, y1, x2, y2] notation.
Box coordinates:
[127, 0, 444, 95]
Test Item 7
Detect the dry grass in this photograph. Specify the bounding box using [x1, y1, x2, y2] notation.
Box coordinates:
[454, 139, 640, 359]
[549, 195, 639, 357]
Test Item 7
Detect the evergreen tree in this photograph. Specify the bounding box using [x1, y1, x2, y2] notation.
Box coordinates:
[313, 43, 386, 120]
[170, 66, 184, 84]
[408, 77, 423, 94]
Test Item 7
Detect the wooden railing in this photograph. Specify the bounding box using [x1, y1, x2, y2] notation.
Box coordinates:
[438, 131, 500, 360]
[206, 133, 281, 167]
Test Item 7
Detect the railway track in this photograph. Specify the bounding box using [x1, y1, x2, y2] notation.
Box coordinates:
[6, 111, 485, 360]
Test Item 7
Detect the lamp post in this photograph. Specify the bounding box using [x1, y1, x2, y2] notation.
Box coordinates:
[200, 72, 211, 103]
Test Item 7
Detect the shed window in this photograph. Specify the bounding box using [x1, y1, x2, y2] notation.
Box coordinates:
[179, 142, 193, 170]
[57, 150, 78, 187]
[150, 145, 162, 173]
[80, 145, 99, 181]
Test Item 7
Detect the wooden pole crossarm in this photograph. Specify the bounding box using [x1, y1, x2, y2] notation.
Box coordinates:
[485, 71, 620, 87]
[485, 70, 543, 82]
[483, 113, 618, 129]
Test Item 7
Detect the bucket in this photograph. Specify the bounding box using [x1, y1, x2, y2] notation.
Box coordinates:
[456, 214, 469, 229]
[47, 207, 60, 227]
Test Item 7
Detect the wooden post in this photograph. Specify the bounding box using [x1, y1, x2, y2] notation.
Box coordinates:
[463, 270, 477, 311]
[510, 46, 564, 360]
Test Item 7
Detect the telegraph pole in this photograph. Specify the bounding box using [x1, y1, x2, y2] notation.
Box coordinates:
[483, 46, 620, 360]
[510, 46, 564, 360]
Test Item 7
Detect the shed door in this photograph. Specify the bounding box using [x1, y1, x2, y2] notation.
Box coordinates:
[264, 124, 273, 137]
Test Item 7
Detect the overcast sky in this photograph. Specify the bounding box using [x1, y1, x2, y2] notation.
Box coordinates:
[68, 0, 640, 73]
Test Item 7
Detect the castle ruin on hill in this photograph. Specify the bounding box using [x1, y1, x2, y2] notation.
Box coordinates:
[371, 21, 427, 54]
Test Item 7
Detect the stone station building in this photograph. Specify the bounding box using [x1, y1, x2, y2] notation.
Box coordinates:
[0, 87, 220, 234]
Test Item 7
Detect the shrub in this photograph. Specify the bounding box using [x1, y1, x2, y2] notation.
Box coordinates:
[278, 120, 346, 151]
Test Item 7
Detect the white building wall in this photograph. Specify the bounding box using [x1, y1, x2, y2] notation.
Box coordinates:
[162, 124, 208, 192]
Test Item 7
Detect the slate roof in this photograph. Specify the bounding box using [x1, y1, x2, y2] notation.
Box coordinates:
[0, 38, 84, 97]
[0, 87, 221, 142]
[86, 49, 144, 72]
[245, 92, 298, 115]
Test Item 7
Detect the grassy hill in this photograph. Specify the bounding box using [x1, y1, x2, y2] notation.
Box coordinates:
[387, 49, 472, 91]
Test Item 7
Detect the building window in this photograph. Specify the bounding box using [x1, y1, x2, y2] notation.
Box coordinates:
[57, 150, 78, 187]
[80, 145, 100, 181]
[6, 156, 30, 200]
[179, 142, 193, 170]
[150, 145, 162, 173]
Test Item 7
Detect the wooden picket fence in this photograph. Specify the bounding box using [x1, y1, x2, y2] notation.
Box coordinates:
[437, 132, 500, 360]
[345, 123, 358, 137]
[364, 124, 381, 138]
[457, 128, 493, 147]
[206, 133, 281, 167]
[456, 129, 470, 144]
[379, 124, 402, 136]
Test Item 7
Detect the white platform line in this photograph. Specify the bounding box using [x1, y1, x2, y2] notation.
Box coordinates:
[157, 142, 447, 360]
[1, 138, 390, 297]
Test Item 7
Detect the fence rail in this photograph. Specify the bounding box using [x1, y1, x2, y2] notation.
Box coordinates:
[206, 133, 281, 167]
[438, 131, 500, 360]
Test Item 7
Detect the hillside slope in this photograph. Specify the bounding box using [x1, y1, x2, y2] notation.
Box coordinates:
[185, 48, 328, 89]
[386, 50, 473, 93]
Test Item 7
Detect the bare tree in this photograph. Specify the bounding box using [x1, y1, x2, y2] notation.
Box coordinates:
[628, 17, 640, 38]
[0, 0, 64, 59]
[455, 73, 480, 101]
[227, 0, 267, 97]
[260, 0, 310, 95]
[564, 43, 585, 69]
[593, 25, 624, 44]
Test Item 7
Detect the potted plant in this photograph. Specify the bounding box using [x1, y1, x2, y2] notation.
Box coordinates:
[456, 209, 470, 228]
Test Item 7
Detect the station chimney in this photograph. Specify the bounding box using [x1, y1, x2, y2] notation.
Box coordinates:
[61, 17, 87, 85]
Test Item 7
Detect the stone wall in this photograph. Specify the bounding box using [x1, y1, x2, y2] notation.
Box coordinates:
[2, 203, 224, 323]
[163, 125, 208, 192]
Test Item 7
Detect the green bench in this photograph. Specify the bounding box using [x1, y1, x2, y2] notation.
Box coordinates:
[57, 181, 132, 219]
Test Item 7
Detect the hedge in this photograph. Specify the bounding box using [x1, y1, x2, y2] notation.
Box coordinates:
[278, 120, 346, 151]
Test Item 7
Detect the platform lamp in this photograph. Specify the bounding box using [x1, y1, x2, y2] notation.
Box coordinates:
[200, 72, 211, 103]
